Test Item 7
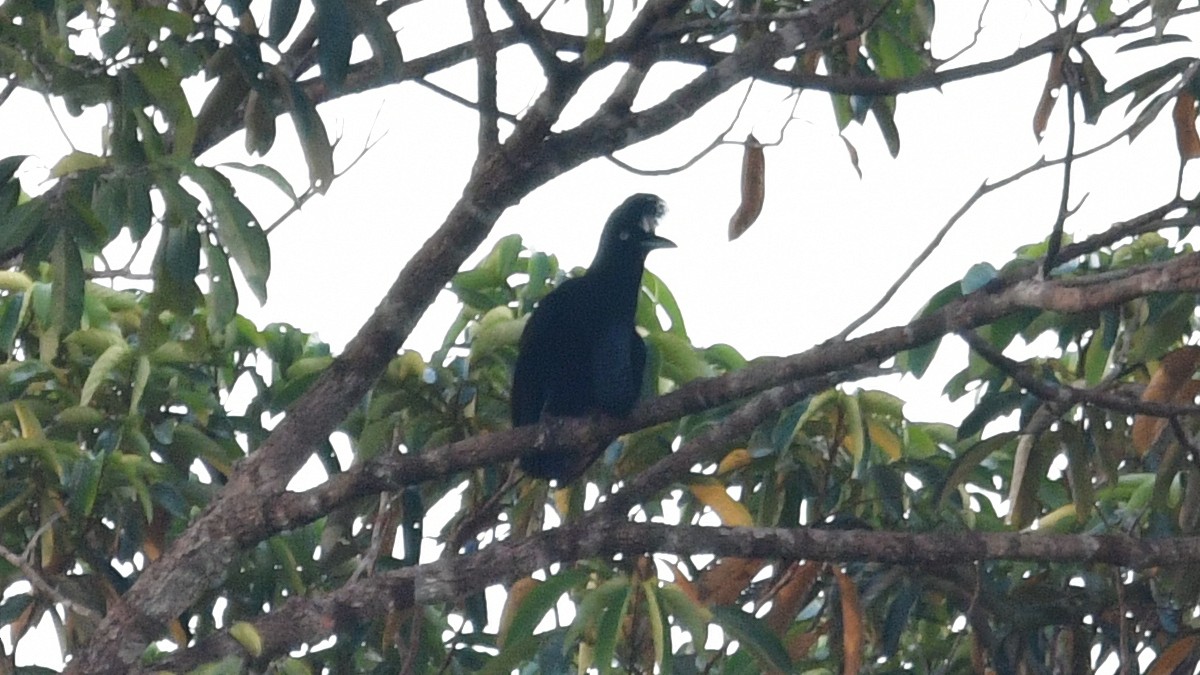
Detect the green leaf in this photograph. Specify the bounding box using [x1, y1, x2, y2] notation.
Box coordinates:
[133, 6, 194, 37]
[871, 96, 901, 157]
[0, 200, 46, 256]
[126, 175, 154, 241]
[584, 0, 606, 63]
[961, 262, 998, 294]
[503, 567, 590, 651]
[881, 581, 919, 657]
[219, 162, 299, 203]
[642, 269, 687, 336]
[49, 151, 106, 178]
[133, 61, 196, 158]
[66, 451, 106, 519]
[593, 581, 631, 674]
[205, 239, 239, 333]
[48, 230, 85, 359]
[0, 155, 28, 185]
[1076, 48, 1108, 124]
[189, 167, 271, 303]
[153, 224, 202, 316]
[288, 82, 336, 194]
[1106, 58, 1193, 110]
[1090, 0, 1114, 22]
[710, 606, 793, 672]
[1116, 34, 1191, 53]
[647, 331, 712, 383]
[656, 583, 711, 647]
[895, 281, 962, 378]
[315, 0, 354, 89]
[129, 355, 150, 415]
[957, 388, 1024, 440]
[80, 342, 131, 406]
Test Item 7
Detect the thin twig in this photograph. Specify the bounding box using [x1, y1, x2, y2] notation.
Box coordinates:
[263, 123, 388, 236]
[414, 78, 519, 123]
[1043, 36, 1079, 276]
[834, 104, 1157, 341]
[42, 94, 76, 152]
[606, 79, 755, 176]
[937, 0, 992, 66]
[960, 331, 1200, 420]
[467, 0, 500, 158]
[0, 541, 102, 623]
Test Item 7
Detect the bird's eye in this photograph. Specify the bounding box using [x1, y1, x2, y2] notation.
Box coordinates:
[619, 230, 631, 240]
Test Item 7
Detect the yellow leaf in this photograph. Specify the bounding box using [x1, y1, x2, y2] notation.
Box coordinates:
[689, 482, 752, 526]
[866, 418, 903, 460]
[12, 401, 44, 440]
[230, 621, 263, 657]
[49, 151, 106, 178]
[717, 448, 753, 475]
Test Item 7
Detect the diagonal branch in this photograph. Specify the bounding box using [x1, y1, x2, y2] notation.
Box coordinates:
[467, 0, 500, 158]
[496, 0, 561, 74]
[960, 330, 1200, 420]
[256, 250, 1200, 541]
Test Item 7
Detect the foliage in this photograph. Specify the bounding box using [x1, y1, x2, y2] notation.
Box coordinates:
[3, 0, 1200, 673]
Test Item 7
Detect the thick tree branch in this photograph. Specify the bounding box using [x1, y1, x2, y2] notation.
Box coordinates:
[153, 520, 1200, 671]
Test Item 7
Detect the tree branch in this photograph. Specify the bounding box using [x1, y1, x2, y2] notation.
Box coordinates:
[467, 0, 500, 158]
[151, 520, 1200, 671]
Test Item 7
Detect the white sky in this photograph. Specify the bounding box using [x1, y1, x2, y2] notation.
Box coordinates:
[2, 0, 1199, 668]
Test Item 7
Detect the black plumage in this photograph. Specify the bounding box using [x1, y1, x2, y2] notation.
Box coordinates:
[511, 193, 675, 481]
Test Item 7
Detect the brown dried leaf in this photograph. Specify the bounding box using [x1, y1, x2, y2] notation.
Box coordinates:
[697, 557, 766, 606]
[1146, 633, 1200, 675]
[798, 49, 821, 76]
[729, 134, 765, 241]
[832, 567, 864, 675]
[763, 561, 821, 635]
[836, 13, 861, 65]
[1132, 346, 1200, 456]
[669, 561, 701, 603]
[1033, 52, 1066, 140]
[1173, 92, 1200, 161]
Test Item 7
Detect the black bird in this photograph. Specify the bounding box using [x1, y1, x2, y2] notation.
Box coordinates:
[511, 193, 676, 481]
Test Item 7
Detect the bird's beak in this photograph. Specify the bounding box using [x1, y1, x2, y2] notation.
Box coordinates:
[642, 234, 676, 251]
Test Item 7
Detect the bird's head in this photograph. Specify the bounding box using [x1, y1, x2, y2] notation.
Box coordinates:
[601, 193, 676, 255]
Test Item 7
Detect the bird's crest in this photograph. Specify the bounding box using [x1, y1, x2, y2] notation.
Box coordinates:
[639, 195, 667, 234]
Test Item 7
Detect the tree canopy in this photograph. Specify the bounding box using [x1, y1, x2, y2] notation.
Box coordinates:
[3, 0, 1200, 673]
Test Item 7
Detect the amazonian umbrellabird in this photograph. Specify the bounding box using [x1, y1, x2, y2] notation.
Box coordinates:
[511, 193, 676, 481]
